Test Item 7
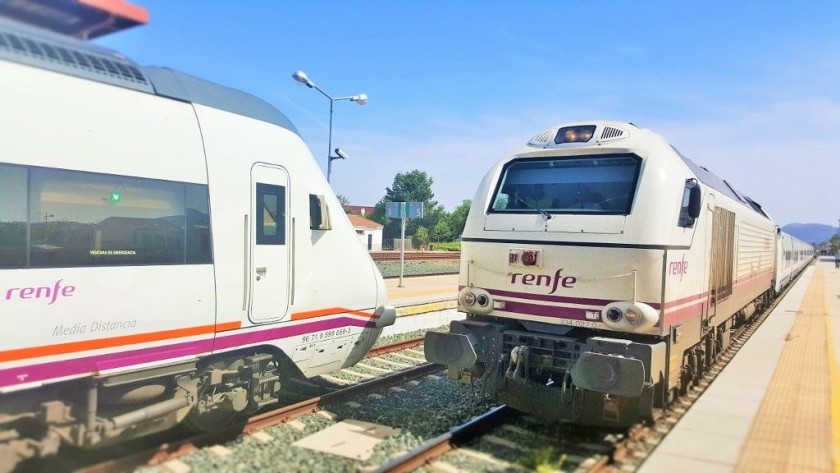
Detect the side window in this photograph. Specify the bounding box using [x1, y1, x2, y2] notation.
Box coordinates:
[256, 183, 285, 245]
[29, 168, 187, 267]
[678, 180, 699, 228]
[0, 164, 28, 269]
[0, 164, 212, 268]
[186, 184, 212, 263]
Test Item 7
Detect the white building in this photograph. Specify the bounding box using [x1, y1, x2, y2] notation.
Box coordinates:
[347, 214, 383, 251]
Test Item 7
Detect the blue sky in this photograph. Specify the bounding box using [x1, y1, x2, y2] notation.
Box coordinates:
[98, 1, 840, 226]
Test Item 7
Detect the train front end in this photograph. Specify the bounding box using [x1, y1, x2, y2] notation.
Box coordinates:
[425, 122, 693, 426]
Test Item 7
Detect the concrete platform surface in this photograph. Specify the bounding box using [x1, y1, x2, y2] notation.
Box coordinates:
[384, 273, 458, 307]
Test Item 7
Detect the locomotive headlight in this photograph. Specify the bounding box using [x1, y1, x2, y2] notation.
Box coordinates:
[624, 308, 641, 324]
[458, 287, 494, 315]
[606, 307, 623, 322]
[601, 301, 659, 332]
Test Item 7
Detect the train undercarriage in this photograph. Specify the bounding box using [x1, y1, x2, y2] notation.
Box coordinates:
[425, 289, 774, 428]
[0, 348, 293, 472]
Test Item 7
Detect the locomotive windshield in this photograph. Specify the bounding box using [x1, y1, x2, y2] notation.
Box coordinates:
[490, 154, 641, 215]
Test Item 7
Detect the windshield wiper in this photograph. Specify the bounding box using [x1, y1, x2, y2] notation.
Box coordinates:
[513, 195, 552, 220]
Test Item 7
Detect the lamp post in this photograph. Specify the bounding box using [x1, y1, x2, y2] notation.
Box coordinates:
[292, 70, 367, 183]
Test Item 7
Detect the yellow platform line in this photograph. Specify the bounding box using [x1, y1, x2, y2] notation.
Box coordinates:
[736, 267, 833, 472]
[827, 267, 840, 473]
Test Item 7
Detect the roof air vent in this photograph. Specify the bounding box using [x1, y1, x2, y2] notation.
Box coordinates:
[0, 27, 152, 93]
[528, 128, 554, 147]
[599, 126, 627, 141]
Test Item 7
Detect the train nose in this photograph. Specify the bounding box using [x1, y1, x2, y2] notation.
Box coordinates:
[424, 332, 478, 369]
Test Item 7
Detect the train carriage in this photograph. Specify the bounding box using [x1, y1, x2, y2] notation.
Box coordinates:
[426, 121, 812, 426]
[0, 17, 394, 467]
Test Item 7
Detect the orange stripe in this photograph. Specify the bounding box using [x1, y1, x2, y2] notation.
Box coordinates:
[291, 307, 374, 321]
[0, 321, 241, 363]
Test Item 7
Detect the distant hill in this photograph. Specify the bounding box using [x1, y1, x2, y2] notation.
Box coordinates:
[781, 223, 838, 244]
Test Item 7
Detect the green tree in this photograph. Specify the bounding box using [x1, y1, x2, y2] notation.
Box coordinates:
[412, 226, 429, 250]
[432, 214, 453, 242]
[449, 199, 472, 238]
[830, 235, 840, 254]
[376, 170, 440, 239]
[384, 170, 436, 204]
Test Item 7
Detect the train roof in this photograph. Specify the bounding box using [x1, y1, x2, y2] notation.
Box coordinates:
[0, 17, 298, 135]
[673, 147, 770, 219]
[526, 121, 772, 221]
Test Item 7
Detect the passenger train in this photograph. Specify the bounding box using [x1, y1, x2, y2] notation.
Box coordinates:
[425, 120, 813, 427]
[0, 18, 394, 468]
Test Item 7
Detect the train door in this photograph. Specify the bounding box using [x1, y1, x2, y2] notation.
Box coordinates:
[249, 164, 291, 323]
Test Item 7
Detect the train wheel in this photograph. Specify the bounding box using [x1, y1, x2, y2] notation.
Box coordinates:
[183, 410, 241, 432]
[183, 389, 245, 432]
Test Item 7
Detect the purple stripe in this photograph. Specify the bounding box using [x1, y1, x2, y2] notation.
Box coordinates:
[0, 317, 373, 389]
[486, 287, 662, 310]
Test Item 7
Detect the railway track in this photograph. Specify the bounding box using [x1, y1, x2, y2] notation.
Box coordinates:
[61, 269, 806, 473]
[59, 338, 435, 473]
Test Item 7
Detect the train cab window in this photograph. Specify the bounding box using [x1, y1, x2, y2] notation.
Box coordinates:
[490, 154, 640, 215]
[256, 183, 285, 245]
[0, 164, 212, 268]
[0, 164, 28, 268]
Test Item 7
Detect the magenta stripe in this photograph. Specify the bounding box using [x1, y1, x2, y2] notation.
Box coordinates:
[664, 292, 707, 309]
[486, 287, 620, 307]
[484, 287, 663, 310]
[0, 317, 373, 389]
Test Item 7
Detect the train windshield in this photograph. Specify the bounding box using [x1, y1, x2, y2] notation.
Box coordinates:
[490, 154, 641, 215]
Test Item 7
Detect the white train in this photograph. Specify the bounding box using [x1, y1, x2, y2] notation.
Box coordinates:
[0, 18, 394, 467]
[426, 120, 813, 426]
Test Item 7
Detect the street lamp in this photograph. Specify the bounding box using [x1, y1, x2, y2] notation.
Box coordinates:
[292, 70, 367, 183]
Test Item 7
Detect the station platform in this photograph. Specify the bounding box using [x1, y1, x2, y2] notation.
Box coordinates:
[384, 273, 458, 310]
[380, 273, 460, 338]
[639, 257, 840, 472]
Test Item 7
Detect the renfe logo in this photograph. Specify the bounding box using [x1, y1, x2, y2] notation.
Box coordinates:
[669, 254, 688, 281]
[511, 269, 577, 294]
[4, 279, 76, 305]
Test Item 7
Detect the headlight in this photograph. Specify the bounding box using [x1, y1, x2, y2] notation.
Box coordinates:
[601, 301, 659, 332]
[606, 307, 623, 322]
[458, 288, 494, 315]
[624, 308, 641, 324]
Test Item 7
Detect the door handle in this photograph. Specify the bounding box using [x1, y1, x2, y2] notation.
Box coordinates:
[256, 267, 267, 281]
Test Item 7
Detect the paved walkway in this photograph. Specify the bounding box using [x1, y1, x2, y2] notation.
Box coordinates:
[384, 273, 458, 308]
[380, 273, 460, 338]
[640, 258, 840, 472]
